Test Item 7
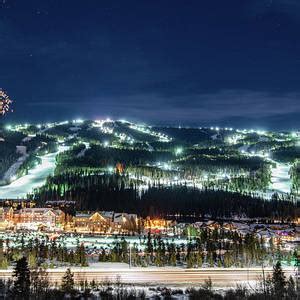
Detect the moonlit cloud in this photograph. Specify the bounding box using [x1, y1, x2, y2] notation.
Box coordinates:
[25, 90, 300, 125]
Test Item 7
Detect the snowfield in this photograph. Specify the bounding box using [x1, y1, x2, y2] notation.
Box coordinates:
[0, 145, 68, 199]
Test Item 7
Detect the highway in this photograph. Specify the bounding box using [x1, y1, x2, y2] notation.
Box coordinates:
[0, 267, 296, 287]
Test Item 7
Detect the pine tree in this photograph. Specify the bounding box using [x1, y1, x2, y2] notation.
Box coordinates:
[12, 256, 31, 300]
[28, 252, 37, 268]
[30, 266, 49, 299]
[146, 232, 153, 254]
[61, 268, 75, 294]
[0, 241, 8, 269]
[286, 276, 297, 299]
[203, 277, 212, 292]
[75, 242, 88, 266]
[272, 261, 286, 298]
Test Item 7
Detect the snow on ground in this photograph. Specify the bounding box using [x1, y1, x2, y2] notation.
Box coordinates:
[238, 145, 250, 153]
[0, 145, 68, 199]
[22, 136, 34, 142]
[211, 133, 219, 140]
[2, 153, 29, 182]
[238, 145, 293, 197]
[270, 162, 291, 194]
[77, 142, 90, 158]
[69, 126, 81, 131]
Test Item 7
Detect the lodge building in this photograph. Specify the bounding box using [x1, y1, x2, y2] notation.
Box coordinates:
[0, 206, 139, 233]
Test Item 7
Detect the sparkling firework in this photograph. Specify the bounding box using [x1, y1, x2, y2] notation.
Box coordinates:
[0, 89, 13, 115]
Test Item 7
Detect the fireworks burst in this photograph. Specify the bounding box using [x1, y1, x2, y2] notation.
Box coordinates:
[0, 89, 13, 116]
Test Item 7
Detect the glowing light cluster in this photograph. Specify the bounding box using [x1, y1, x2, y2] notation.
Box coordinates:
[93, 119, 114, 134]
[175, 147, 183, 156]
[226, 134, 242, 145]
[72, 119, 84, 124]
[129, 123, 172, 142]
[236, 128, 267, 135]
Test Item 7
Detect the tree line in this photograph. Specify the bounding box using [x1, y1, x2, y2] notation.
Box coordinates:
[0, 238, 88, 270]
[0, 256, 297, 299]
[98, 232, 297, 269]
[29, 172, 298, 220]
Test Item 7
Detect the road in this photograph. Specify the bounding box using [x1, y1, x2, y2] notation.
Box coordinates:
[0, 267, 296, 287]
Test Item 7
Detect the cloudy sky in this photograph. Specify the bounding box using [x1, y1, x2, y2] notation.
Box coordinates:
[1, 0, 300, 129]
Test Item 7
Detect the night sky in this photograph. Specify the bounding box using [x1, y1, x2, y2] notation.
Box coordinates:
[1, 0, 300, 129]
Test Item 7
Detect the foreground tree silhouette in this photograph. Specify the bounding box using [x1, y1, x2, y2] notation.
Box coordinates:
[61, 268, 75, 295]
[12, 256, 31, 300]
[272, 261, 286, 299]
[30, 266, 50, 299]
[286, 276, 297, 299]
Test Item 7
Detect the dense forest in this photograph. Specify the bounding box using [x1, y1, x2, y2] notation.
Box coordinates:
[0, 130, 25, 178]
[98, 231, 297, 269]
[53, 141, 273, 195]
[271, 146, 300, 163]
[0, 238, 88, 270]
[55, 143, 175, 171]
[29, 172, 298, 220]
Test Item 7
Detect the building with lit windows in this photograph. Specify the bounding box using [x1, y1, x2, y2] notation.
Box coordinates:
[74, 212, 110, 233]
[14, 208, 65, 231]
[0, 207, 14, 230]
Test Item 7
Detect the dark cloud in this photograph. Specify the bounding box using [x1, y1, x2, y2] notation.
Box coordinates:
[22, 90, 300, 128]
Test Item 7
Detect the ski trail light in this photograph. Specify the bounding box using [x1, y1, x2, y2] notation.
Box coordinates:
[175, 147, 183, 156]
